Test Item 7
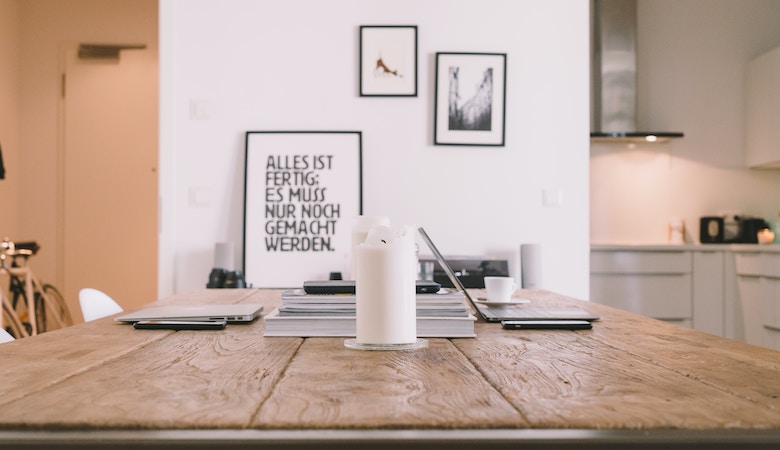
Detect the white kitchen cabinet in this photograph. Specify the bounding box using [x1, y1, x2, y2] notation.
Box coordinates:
[746, 45, 780, 168]
[590, 249, 693, 326]
[733, 249, 780, 350]
[763, 278, 780, 349]
[591, 245, 780, 348]
[722, 252, 740, 341]
[734, 273, 764, 345]
[692, 251, 725, 336]
[590, 245, 734, 336]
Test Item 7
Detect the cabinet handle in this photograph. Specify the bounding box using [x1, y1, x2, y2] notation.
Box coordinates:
[764, 324, 780, 332]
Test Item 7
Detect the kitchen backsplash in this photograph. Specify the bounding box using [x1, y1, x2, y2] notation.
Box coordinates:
[590, 146, 780, 245]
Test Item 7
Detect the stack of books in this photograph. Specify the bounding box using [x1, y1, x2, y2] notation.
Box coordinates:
[264, 288, 476, 337]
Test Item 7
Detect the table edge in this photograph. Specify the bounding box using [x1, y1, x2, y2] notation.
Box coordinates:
[1, 428, 779, 449]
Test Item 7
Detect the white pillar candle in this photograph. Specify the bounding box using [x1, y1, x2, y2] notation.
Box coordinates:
[350, 215, 390, 280]
[355, 225, 417, 345]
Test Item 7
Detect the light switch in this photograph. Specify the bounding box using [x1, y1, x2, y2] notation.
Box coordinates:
[189, 99, 214, 120]
[189, 187, 212, 207]
[543, 188, 563, 207]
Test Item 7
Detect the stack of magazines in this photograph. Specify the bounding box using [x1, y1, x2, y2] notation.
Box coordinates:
[264, 288, 476, 337]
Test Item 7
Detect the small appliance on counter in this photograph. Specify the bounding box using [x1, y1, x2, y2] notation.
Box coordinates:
[736, 217, 770, 244]
[700, 216, 725, 243]
[701, 215, 770, 244]
[418, 256, 509, 288]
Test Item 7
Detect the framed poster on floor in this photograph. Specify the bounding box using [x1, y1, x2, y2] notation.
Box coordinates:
[244, 131, 363, 287]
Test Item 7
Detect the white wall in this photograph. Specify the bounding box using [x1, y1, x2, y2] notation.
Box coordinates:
[591, 0, 780, 244]
[10, 0, 157, 300]
[160, 0, 591, 299]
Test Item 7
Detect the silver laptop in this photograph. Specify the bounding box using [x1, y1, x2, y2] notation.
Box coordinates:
[115, 304, 264, 324]
[417, 227, 599, 323]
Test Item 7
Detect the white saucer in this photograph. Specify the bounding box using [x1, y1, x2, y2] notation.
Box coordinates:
[475, 298, 531, 307]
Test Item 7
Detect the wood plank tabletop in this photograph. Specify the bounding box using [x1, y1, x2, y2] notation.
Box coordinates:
[1, 288, 780, 448]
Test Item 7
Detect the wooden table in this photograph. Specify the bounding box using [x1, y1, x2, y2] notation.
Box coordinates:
[1, 288, 780, 449]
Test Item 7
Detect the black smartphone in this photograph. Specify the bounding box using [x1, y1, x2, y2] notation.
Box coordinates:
[501, 320, 592, 330]
[303, 280, 441, 295]
[416, 280, 441, 293]
[133, 320, 227, 330]
[303, 280, 355, 294]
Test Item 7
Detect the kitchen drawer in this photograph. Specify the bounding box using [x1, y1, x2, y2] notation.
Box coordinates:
[692, 251, 725, 336]
[591, 273, 692, 320]
[735, 275, 767, 346]
[764, 278, 780, 329]
[591, 251, 691, 274]
[734, 251, 780, 278]
[764, 325, 780, 351]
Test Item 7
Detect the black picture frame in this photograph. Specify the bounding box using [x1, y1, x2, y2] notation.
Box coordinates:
[359, 25, 418, 97]
[434, 52, 507, 146]
[243, 131, 363, 288]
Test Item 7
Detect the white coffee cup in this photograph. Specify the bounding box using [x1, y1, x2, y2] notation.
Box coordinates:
[484, 276, 517, 302]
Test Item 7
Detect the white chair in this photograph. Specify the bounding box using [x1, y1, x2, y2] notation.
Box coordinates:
[0, 328, 15, 343]
[79, 288, 123, 322]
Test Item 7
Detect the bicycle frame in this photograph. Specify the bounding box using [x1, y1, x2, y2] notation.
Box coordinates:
[2, 240, 72, 338]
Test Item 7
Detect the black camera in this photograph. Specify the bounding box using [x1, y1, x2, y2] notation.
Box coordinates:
[206, 268, 246, 288]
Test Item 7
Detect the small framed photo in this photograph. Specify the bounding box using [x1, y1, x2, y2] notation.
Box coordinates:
[434, 52, 507, 146]
[360, 25, 417, 97]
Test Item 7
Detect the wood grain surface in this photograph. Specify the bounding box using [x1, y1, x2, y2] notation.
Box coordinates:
[1, 288, 779, 434]
[460, 290, 780, 429]
[253, 337, 523, 429]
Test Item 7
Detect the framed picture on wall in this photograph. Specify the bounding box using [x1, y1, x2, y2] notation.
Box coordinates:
[434, 52, 507, 146]
[359, 25, 417, 97]
[243, 131, 363, 288]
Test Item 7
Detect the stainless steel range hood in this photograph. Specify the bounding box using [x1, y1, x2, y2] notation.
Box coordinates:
[590, 0, 684, 143]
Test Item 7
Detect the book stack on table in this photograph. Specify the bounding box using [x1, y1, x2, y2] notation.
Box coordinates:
[264, 288, 476, 337]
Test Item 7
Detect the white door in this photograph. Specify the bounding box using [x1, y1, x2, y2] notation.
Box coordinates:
[60, 44, 158, 320]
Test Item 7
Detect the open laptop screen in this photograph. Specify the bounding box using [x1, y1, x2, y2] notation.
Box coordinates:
[417, 227, 598, 323]
[417, 227, 488, 320]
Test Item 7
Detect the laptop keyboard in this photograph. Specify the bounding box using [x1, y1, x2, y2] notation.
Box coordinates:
[481, 306, 595, 320]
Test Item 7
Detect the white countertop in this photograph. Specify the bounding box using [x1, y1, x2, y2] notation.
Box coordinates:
[591, 243, 780, 252]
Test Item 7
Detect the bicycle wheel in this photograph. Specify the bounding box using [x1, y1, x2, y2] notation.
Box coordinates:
[34, 289, 47, 332]
[38, 283, 74, 331]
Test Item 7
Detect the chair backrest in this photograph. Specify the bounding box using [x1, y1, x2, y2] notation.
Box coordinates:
[79, 288, 123, 322]
[0, 328, 14, 344]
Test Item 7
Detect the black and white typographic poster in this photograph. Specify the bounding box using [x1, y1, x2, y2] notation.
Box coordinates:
[243, 131, 362, 287]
